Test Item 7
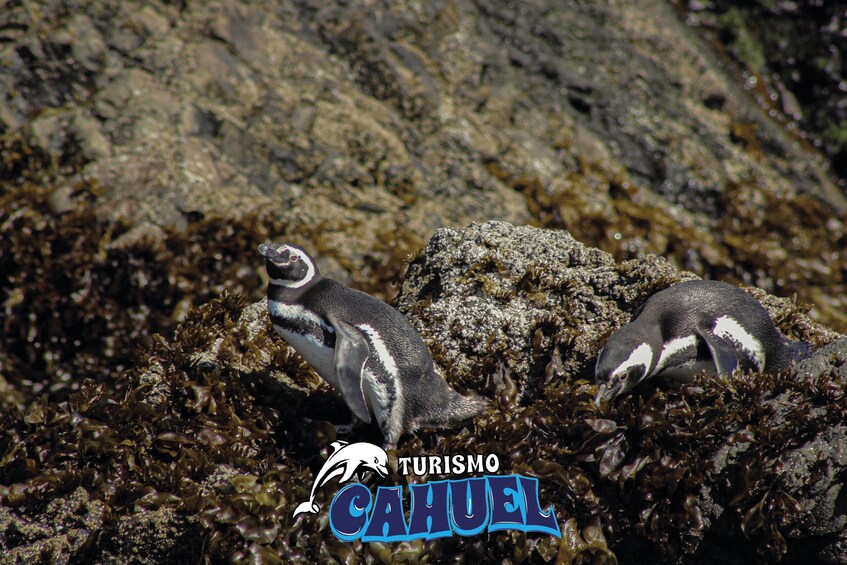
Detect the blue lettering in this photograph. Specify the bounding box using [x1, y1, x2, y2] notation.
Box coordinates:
[519, 476, 561, 538]
[363, 486, 408, 542]
[329, 483, 372, 541]
[487, 475, 526, 532]
[449, 477, 489, 536]
[328, 475, 560, 542]
[408, 480, 452, 540]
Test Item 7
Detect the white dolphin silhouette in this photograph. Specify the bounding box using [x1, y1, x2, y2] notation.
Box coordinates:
[293, 441, 389, 517]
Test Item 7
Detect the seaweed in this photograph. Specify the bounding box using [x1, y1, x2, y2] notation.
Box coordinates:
[2, 143, 845, 561]
[0, 182, 286, 404]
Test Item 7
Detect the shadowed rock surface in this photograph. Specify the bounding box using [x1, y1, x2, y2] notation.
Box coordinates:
[679, 0, 847, 182]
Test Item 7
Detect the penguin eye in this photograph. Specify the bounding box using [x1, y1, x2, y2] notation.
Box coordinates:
[290, 254, 299, 262]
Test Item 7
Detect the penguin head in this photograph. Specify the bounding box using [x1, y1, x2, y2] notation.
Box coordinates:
[258, 242, 319, 289]
[594, 325, 655, 404]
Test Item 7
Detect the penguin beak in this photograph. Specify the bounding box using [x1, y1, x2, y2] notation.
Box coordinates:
[593, 382, 619, 406]
[593, 385, 607, 406]
[258, 242, 272, 257]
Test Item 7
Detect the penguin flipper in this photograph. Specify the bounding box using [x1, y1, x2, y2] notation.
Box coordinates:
[696, 327, 738, 376]
[327, 316, 372, 424]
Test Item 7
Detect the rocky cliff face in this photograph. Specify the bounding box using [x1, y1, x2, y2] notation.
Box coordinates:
[2, 0, 847, 563]
[2, 0, 846, 325]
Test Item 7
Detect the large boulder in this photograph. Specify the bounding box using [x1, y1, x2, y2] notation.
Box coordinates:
[396, 221, 846, 563]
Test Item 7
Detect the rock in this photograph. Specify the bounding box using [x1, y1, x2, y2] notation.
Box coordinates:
[2, 1, 847, 562]
[397, 221, 845, 563]
[0, 488, 105, 564]
[134, 6, 172, 38]
[793, 337, 847, 383]
[0, 101, 21, 132]
[66, 14, 107, 73]
[29, 113, 64, 153]
[100, 507, 200, 565]
[399, 221, 836, 395]
[2, 0, 845, 332]
[398, 221, 696, 394]
[0, 219, 845, 563]
[70, 110, 111, 161]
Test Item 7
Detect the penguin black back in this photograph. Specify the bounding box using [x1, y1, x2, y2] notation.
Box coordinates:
[594, 280, 811, 403]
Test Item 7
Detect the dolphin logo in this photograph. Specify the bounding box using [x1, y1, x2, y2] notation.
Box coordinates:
[293, 441, 389, 517]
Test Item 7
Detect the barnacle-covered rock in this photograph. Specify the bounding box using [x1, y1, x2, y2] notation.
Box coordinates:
[397, 221, 834, 396]
[398, 221, 846, 563]
[0, 488, 104, 564]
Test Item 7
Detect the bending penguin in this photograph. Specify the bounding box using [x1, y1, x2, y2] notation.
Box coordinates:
[259, 241, 488, 449]
[594, 279, 812, 403]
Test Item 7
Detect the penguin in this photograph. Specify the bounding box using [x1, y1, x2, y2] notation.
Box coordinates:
[594, 280, 812, 403]
[258, 241, 488, 449]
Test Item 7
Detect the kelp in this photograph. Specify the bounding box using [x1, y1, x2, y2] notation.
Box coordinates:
[0, 182, 285, 404]
[1, 149, 846, 562]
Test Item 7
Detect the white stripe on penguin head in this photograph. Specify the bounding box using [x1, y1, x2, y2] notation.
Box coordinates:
[651, 335, 697, 377]
[612, 342, 654, 381]
[270, 245, 316, 289]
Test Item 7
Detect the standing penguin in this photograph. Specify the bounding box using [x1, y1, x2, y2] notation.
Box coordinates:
[259, 241, 487, 449]
[594, 280, 812, 403]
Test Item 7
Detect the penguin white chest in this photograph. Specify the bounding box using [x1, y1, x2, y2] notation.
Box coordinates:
[273, 325, 339, 387]
[268, 301, 341, 389]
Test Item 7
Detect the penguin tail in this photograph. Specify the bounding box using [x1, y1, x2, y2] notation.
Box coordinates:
[785, 339, 813, 366]
[292, 501, 320, 517]
[770, 339, 813, 371]
[417, 386, 489, 429]
[449, 390, 490, 420]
